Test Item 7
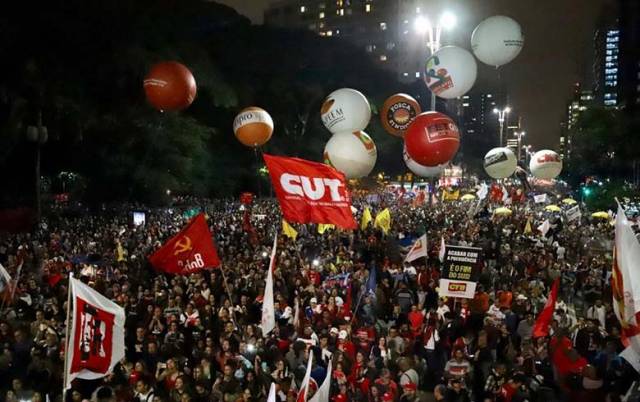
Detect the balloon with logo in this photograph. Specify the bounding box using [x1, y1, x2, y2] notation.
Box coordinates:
[424, 46, 477, 99]
[403, 145, 445, 177]
[324, 131, 377, 179]
[321, 88, 371, 134]
[144, 61, 197, 111]
[530, 149, 562, 180]
[484, 147, 517, 179]
[404, 111, 460, 166]
[471, 16, 524, 67]
[381, 93, 422, 138]
[233, 107, 274, 147]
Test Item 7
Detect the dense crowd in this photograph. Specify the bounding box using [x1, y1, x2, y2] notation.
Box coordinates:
[0, 191, 637, 402]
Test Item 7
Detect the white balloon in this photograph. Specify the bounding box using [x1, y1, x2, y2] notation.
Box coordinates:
[484, 147, 517, 179]
[424, 46, 477, 99]
[321, 88, 371, 134]
[403, 145, 446, 178]
[471, 16, 524, 67]
[530, 150, 562, 180]
[324, 131, 377, 179]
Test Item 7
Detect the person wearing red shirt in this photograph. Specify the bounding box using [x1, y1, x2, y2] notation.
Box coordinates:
[408, 304, 424, 336]
[337, 330, 356, 361]
[374, 368, 399, 401]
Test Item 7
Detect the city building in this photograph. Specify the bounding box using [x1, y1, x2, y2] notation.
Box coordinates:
[264, 0, 432, 83]
[594, 22, 620, 108]
[559, 83, 594, 160]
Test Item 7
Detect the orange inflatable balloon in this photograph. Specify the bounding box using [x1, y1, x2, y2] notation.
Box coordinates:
[144, 61, 197, 111]
[233, 107, 274, 147]
[380, 93, 421, 137]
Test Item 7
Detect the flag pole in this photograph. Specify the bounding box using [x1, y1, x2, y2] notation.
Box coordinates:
[10, 261, 23, 301]
[62, 272, 74, 400]
[219, 265, 239, 329]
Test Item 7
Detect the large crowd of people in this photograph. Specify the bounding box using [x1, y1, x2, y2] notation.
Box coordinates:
[0, 190, 637, 402]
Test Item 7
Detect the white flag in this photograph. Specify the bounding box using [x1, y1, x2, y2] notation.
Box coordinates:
[537, 220, 551, 237]
[267, 383, 277, 402]
[621, 346, 640, 373]
[501, 185, 509, 203]
[297, 354, 314, 402]
[309, 360, 332, 402]
[65, 276, 125, 390]
[612, 205, 640, 361]
[438, 236, 446, 263]
[565, 205, 582, 222]
[534, 193, 547, 204]
[0, 263, 11, 292]
[405, 235, 428, 263]
[260, 234, 277, 336]
[476, 182, 488, 200]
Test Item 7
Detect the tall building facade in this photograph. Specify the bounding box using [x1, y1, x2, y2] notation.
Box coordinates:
[594, 24, 621, 108]
[264, 0, 429, 83]
[559, 83, 594, 160]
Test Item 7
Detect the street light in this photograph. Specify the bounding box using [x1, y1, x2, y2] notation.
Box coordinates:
[415, 11, 457, 111]
[26, 111, 48, 223]
[514, 131, 526, 162]
[493, 107, 511, 147]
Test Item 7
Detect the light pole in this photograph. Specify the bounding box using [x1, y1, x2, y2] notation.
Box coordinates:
[415, 11, 456, 111]
[514, 131, 526, 162]
[26, 111, 48, 223]
[493, 107, 511, 147]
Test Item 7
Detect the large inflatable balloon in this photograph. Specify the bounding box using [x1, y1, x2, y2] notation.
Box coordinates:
[381, 93, 421, 138]
[403, 145, 445, 178]
[530, 150, 562, 180]
[144, 61, 197, 111]
[321, 88, 371, 134]
[324, 131, 377, 179]
[471, 16, 524, 67]
[424, 46, 477, 99]
[404, 111, 460, 166]
[484, 147, 517, 179]
[233, 107, 274, 147]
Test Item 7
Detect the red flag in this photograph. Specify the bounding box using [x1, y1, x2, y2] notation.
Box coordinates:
[240, 192, 254, 205]
[149, 213, 221, 275]
[533, 278, 559, 338]
[263, 154, 357, 229]
[550, 335, 587, 376]
[65, 276, 125, 390]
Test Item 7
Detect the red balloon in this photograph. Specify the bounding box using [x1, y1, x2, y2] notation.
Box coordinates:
[143, 61, 197, 111]
[404, 111, 460, 166]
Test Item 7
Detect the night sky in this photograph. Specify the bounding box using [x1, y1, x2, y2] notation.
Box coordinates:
[219, 0, 614, 148]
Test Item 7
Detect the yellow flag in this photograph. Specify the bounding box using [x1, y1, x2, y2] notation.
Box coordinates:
[374, 208, 392, 234]
[282, 220, 298, 241]
[443, 189, 460, 201]
[116, 241, 126, 262]
[361, 207, 373, 231]
[524, 218, 532, 234]
[318, 223, 335, 234]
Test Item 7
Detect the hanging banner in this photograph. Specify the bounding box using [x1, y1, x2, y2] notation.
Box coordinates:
[438, 245, 482, 299]
[534, 194, 548, 204]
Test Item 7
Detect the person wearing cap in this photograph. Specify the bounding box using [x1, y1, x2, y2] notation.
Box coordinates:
[337, 329, 356, 361]
[399, 382, 417, 402]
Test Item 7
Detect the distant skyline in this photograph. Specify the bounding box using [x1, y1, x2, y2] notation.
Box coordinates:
[219, 0, 614, 148]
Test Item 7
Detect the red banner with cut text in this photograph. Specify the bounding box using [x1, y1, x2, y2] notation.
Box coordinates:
[263, 154, 357, 229]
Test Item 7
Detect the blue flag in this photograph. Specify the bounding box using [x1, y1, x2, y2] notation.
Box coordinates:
[365, 267, 377, 295]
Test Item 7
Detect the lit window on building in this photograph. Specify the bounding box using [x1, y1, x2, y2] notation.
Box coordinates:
[336, 29, 340, 35]
[319, 22, 325, 28]
[487, 94, 492, 98]
[319, 12, 325, 19]
[462, 95, 469, 99]
[605, 68, 618, 74]
[604, 99, 617, 106]
[403, 72, 409, 77]
[365, 45, 374, 52]
[337, 8, 344, 16]
[380, 22, 387, 30]
[380, 55, 387, 61]
[300, 6, 306, 13]
[327, 30, 333, 36]
[463, 103, 470, 107]
[365, 4, 371, 12]
[337, 0, 343, 6]
[415, 72, 420, 78]
[386, 42, 395, 50]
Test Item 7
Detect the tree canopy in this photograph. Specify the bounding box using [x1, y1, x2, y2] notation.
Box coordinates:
[0, 0, 412, 205]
